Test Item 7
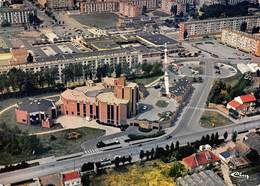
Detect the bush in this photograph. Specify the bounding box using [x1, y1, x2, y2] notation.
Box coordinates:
[127, 130, 165, 142]
[138, 127, 153, 133]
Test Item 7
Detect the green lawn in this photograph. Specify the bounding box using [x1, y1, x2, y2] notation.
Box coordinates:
[70, 13, 119, 28]
[0, 127, 105, 165]
[223, 71, 242, 87]
[132, 75, 163, 86]
[37, 127, 105, 157]
[156, 100, 169, 108]
[200, 111, 232, 128]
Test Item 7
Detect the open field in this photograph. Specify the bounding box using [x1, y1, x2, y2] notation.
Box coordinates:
[132, 75, 162, 85]
[37, 127, 105, 157]
[0, 127, 105, 165]
[70, 13, 119, 28]
[200, 111, 232, 128]
[91, 160, 177, 186]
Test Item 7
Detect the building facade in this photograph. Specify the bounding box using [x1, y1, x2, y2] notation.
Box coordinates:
[80, 0, 119, 14]
[221, 28, 260, 56]
[59, 76, 139, 126]
[37, 0, 74, 10]
[80, 0, 158, 14]
[179, 15, 260, 40]
[0, 7, 37, 25]
[119, 2, 140, 17]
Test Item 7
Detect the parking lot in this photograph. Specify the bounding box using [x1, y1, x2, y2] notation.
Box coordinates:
[136, 87, 178, 121]
[192, 40, 252, 60]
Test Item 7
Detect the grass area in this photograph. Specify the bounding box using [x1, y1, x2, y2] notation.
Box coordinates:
[70, 13, 119, 28]
[127, 130, 165, 142]
[0, 127, 105, 165]
[91, 160, 177, 186]
[222, 71, 242, 87]
[200, 111, 232, 128]
[156, 100, 169, 108]
[132, 75, 162, 85]
[37, 127, 105, 157]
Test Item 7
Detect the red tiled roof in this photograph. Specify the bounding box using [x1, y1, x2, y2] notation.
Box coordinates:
[228, 100, 241, 109]
[182, 151, 220, 169]
[63, 171, 80, 182]
[237, 104, 248, 111]
[239, 94, 256, 103]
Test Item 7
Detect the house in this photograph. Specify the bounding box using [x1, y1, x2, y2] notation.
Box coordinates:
[62, 171, 82, 186]
[227, 93, 256, 117]
[182, 150, 220, 171]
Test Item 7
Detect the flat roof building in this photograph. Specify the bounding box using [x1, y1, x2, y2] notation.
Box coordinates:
[179, 15, 260, 40]
[221, 28, 260, 56]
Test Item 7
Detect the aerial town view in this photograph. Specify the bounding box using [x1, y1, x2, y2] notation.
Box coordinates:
[0, 0, 260, 185]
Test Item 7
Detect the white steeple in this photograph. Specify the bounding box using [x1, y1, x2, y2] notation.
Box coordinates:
[164, 43, 170, 96]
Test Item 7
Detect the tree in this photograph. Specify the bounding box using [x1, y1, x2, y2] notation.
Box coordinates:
[127, 155, 132, 163]
[1, 20, 11, 27]
[151, 148, 155, 159]
[140, 150, 145, 160]
[142, 5, 147, 15]
[175, 141, 180, 150]
[232, 131, 238, 142]
[210, 133, 215, 144]
[27, 53, 34, 63]
[115, 64, 122, 78]
[168, 161, 186, 179]
[81, 174, 90, 186]
[114, 157, 120, 167]
[214, 132, 219, 143]
[170, 4, 177, 16]
[170, 142, 174, 152]
[224, 131, 228, 141]
[240, 22, 247, 32]
[81, 162, 94, 172]
[145, 150, 150, 160]
[121, 156, 127, 165]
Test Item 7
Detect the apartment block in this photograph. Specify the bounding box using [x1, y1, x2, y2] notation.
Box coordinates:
[221, 28, 260, 56]
[179, 15, 260, 40]
[37, 0, 74, 10]
[80, 0, 119, 14]
[80, 0, 158, 14]
[0, 7, 37, 25]
[119, 2, 140, 17]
